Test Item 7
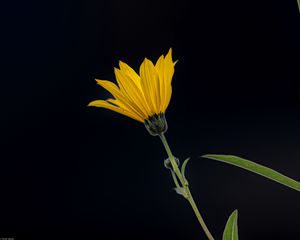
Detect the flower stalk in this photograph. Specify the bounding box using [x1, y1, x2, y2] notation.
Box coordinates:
[159, 133, 215, 240]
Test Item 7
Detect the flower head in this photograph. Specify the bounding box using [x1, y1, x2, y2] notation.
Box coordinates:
[88, 49, 176, 135]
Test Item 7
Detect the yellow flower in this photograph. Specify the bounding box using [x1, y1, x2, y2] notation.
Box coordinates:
[88, 48, 176, 134]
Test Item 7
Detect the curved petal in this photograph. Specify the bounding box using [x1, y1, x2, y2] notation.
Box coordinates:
[162, 48, 175, 112]
[139, 58, 160, 115]
[88, 99, 143, 122]
[119, 61, 142, 90]
[114, 68, 149, 119]
[96, 79, 145, 120]
[155, 55, 166, 112]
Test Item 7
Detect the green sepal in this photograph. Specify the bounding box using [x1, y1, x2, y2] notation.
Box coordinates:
[223, 210, 239, 240]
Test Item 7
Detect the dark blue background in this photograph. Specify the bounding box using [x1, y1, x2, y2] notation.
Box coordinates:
[1, 0, 300, 239]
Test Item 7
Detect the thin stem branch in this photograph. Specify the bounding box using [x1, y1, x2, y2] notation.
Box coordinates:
[159, 133, 215, 240]
[171, 170, 181, 189]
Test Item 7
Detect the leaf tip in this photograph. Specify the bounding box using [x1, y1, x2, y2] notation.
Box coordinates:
[232, 209, 238, 218]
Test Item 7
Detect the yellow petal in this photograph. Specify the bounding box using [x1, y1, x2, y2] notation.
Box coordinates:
[118, 61, 153, 114]
[88, 99, 143, 122]
[155, 55, 166, 112]
[95, 79, 122, 99]
[114, 68, 148, 119]
[119, 67, 151, 114]
[164, 48, 175, 84]
[139, 58, 160, 115]
[96, 79, 145, 120]
[162, 48, 175, 112]
[119, 61, 142, 90]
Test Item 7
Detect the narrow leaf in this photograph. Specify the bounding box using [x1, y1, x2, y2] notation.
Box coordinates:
[181, 157, 190, 180]
[298, 0, 300, 12]
[223, 210, 238, 240]
[202, 154, 300, 192]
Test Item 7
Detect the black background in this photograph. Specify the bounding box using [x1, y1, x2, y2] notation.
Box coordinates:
[1, 0, 300, 239]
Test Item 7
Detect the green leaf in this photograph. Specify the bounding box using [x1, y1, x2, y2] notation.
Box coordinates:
[298, 0, 300, 12]
[181, 157, 190, 181]
[223, 210, 239, 240]
[202, 154, 300, 192]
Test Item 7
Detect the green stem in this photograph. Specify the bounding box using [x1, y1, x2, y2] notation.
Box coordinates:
[159, 133, 214, 240]
[171, 170, 181, 189]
